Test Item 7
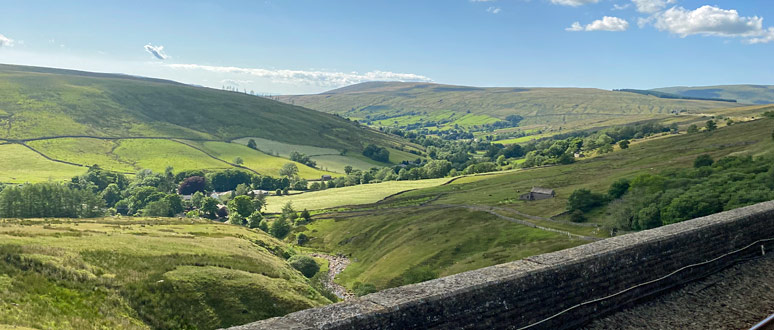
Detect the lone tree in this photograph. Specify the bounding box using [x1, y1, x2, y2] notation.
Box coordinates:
[279, 163, 299, 178]
[618, 140, 630, 150]
[705, 120, 717, 131]
[687, 124, 699, 133]
[247, 139, 257, 149]
[288, 255, 319, 278]
[270, 216, 291, 238]
[233, 157, 244, 165]
[344, 165, 353, 175]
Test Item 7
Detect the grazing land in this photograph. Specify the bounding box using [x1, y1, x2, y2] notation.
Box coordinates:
[0, 217, 331, 330]
[296, 118, 774, 292]
[0, 64, 423, 182]
[277, 82, 741, 132]
[264, 178, 449, 213]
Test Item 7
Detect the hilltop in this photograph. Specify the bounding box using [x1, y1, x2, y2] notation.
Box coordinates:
[0, 64, 421, 182]
[277, 81, 743, 132]
[653, 85, 774, 105]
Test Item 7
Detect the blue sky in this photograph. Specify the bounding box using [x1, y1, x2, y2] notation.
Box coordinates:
[0, 0, 772, 94]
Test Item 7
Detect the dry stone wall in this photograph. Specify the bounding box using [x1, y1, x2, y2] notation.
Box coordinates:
[229, 200, 774, 330]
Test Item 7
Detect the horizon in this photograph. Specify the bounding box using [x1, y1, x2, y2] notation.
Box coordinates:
[1, 0, 773, 94]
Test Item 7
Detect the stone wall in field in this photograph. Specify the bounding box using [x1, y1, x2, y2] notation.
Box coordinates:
[229, 200, 774, 330]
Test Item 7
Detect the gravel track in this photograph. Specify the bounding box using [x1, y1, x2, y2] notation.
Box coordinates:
[585, 253, 774, 330]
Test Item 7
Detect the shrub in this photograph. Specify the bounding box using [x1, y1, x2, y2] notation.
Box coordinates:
[693, 154, 714, 168]
[569, 209, 587, 223]
[288, 255, 319, 278]
[352, 282, 377, 296]
[567, 189, 608, 212]
[270, 217, 291, 239]
[608, 178, 630, 199]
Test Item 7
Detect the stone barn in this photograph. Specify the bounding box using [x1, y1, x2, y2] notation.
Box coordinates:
[520, 187, 555, 201]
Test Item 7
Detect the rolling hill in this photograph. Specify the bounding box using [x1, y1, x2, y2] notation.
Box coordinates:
[0, 217, 333, 329]
[276, 81, 744, 132]
[0, 64, 421, 182]
[296, 116, 774, 291]
[652, 85, 774, 105]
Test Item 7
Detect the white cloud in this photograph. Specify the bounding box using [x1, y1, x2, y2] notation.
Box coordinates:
[748, 28, 774, 44]
[653, 5, 773, 43]
[0, 34, 14, 47]
[550, 0, 599, 7]
[486, 6, 502, 14]
[167, 63, 433, 87]
[144, 44, 168, 60]
[632, 0, 676, 14]
[612, 4, 631, 11]
[567, 16, 629, 32]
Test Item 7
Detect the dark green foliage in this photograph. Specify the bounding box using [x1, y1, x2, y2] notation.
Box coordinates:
[300, 209, 311, 223]
[247, 211, 263, 229]
[270, 217, 292, 239]
[706, 120, 717, 131]
[0, 183, 104, 218]
[297, 233, 309, 246]
[290, 151, 317, 168]
[569, 210, 587, 223]
[567, 189, 608, 212]
[279, 163, 299, 178]
[687, 124, 699, 133]
[200, 197, 219, 219]
[693, 154, 714, 168]
[288, 255, 319, 278]
[344, 165, 353, 175]
[611, 155, 774, 231]
[208, 169, 254, 192]
[227, 195, 255, 218]
[246, 139, 257, 149]
[618, 140, 630, 149]
[362, 144, 390, 162]
[608, 178, 630, 199]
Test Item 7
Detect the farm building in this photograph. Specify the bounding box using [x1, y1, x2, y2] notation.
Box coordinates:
[520, 187, 555, 201]
[321, 175, 332, 181]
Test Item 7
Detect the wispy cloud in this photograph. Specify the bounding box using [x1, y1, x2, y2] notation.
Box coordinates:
[144, 44, 168, 60]
[650, 5, 774, 43]
[632, 0, 676, 14]
[486, 6, 502, 14]
[550, 0, 599, 7]
[612, 4, 631, 11]
[167, 63, 433, 87]
[567, 16, 629, 32]
[0, 33, 14, 47]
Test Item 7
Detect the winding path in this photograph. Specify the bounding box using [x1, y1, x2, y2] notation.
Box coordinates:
[310, 253, 355, 301]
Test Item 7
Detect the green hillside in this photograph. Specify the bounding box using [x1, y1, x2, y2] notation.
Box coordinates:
[653, 85, 774, 105]
[297, 117, 774, 291]
[0, 64, 419, 182]
[277, 81, 741, 132]
[0, 217, 332, 329]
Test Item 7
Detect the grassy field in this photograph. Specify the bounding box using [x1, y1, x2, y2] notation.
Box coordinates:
[0, 64, 422, 182]
[188, 141, 336, 179]
[299, 206, 584, 290]
[0, 217, 331, 330]
[0, 144, 85, 183]
[295, 118, 774, 293]
[264, 178, 449, 213]
[392, 118, 774, 225]
[278, 82, 740, 132]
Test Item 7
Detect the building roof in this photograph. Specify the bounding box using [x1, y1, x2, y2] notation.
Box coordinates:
[531, 187, 555, 195]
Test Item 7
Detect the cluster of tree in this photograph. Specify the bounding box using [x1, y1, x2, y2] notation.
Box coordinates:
[290, 151, 317, 168]
[362, 144, 390, 162]
[0, 183, 104, 218]
[520, 122, 674, 168]
[567, 154, 774, 230]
